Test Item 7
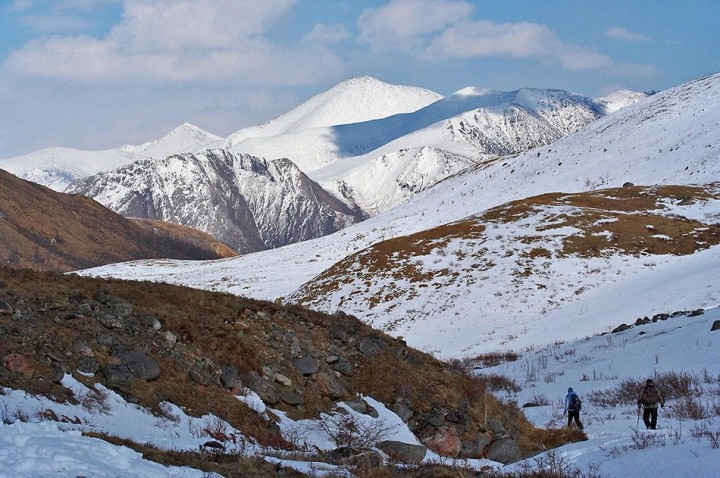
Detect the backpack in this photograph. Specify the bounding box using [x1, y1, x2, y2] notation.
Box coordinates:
[568, 394, 582, 412]
[641, 385, 661, 404]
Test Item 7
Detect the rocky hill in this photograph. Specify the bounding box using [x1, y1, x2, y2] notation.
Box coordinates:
[0, 169, 234, 271]
[0, 267, 584, 475]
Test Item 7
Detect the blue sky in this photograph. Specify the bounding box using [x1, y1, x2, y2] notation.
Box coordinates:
[0, 0, 718, 158]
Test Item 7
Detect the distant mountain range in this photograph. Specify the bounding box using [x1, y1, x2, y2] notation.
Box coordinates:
[78, 72, 720, 357]
[45, 77, 611, 251]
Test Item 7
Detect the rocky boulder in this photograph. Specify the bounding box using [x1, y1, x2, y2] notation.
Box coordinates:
[711, 320, 720, 332]
[118, 351, 160, 380]
[486, 437, 521, 464]
[103, 364, 134, 390]
[314, 372, 347, 400]
[292, 356, 319, 375]
[376, 440, 427, 464]
[3, 352, 33, 378]
[424, 426, 462, 457]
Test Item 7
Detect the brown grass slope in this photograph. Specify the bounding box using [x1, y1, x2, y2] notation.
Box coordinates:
[0, 267, 582, 474]
[0, 169, 236, 271]
[294, 183, 720, 307]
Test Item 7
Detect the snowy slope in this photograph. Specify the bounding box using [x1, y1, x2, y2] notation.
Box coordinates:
[596, 89, 649, 113]
[488, 307, 720, 478]
[68, 150, 364, 253]
[0, 123, 220, 191]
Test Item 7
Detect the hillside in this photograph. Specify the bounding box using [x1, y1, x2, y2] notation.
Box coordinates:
[289, 184, 720, 356]
[0, 169, 234, 272]
[0, 267, 583, 476]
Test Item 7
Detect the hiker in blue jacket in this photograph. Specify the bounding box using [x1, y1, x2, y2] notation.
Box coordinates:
[563, 387, 584, 430]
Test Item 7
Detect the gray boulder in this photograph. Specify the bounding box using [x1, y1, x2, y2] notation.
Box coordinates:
[280, 390, 304, 406]
[357, 337, 387, 357]
[118, 351, 160, 380]
[391, 401, 414, 423]
[376, 440, 426, 464]
[315, 372, 347, 399]
[103, 364, 133, 390]
[332, 357, 354, 377]
[219, 365, 241, 389]
[612, 323, 632, 334]
[292, 356, 319, 375]
[711, 320, 720, 332]
[486, 437, 521, 464]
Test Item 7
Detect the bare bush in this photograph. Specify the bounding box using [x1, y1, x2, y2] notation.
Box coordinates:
[531, 394, 551, 406]
[666, 396, 710, 420]
[587, 371, 706, 408]
[475, 373, 522, 394]
[691, 422, 720, 449]
[0, 400, 11, 424]
[500, 449, 604, 478]
[630, 429, 666, 449]
[464, 351, 520, 369]
[317, 412, 397, 449]
[81, 386, 112, 416]
[13, 407, 30, 423]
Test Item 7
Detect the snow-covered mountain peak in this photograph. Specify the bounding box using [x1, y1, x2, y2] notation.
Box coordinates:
[129, 122, 222, 158]
[452, 86, 496, 97]
[596, 89, 649, 113]
[224, 77, 443, 147]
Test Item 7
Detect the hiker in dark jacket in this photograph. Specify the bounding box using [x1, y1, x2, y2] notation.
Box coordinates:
[563, 387, 584, 430]
[637, 379, 665, 430]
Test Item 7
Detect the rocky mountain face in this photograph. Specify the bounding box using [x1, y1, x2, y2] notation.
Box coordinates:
[0, 169, 233, 272]
[0, 268, 581, 470]
[68, 150, 366, 254]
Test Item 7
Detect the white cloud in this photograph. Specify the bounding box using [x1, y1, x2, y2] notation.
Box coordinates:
[425, 20, 613, 70]
[605, 26, 649, 42]
[3, 0, 345, 85]
[111, 0, 295, 53]
[358, 0, 473, 50]
[303, 23, 351, 45]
